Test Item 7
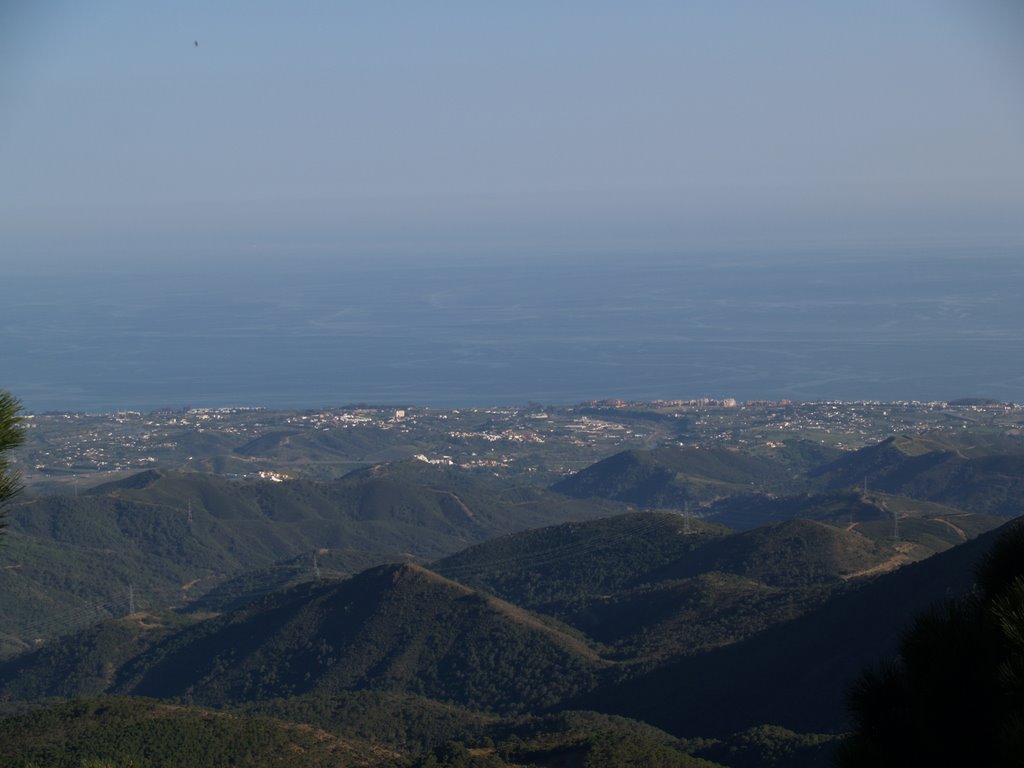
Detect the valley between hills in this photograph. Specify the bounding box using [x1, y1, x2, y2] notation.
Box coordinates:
[1, 399, 1023, 767]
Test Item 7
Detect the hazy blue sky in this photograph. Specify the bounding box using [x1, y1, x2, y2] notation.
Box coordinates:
[3, 1, 1024, 262]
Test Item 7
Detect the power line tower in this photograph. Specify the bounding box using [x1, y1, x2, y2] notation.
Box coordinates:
[682, 502, 693, 535]
[186, 499, 193, 524]
[892, 509, 900, 544]
[128, 583, 136, 615]
[313, 552, 322, 581]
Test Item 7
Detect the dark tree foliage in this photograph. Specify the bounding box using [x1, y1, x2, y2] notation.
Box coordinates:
[0, 391, 25, 525]
[837, 521, 1024, 767]
[410, 740, 506, 768]
[0, 696, 394, 768]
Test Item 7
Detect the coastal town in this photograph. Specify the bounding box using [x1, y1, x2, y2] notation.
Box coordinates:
[16, 398, 1022, 493]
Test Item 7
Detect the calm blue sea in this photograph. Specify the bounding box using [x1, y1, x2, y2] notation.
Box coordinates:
[4, 247, 1023, 412]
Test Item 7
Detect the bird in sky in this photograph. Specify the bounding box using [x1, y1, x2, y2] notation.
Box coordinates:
[194, 40, 198, 47]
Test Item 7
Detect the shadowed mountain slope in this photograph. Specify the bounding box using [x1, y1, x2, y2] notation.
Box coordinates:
[434, 512, 727, 614]
[552, 446, 794, 507]
[655, 519, 894, 588]
[107, 563, 604, 714]
[810, 433, 1024, 516]
[435, 513, 908, 661]
[571, 518, 1012, 736]
[0, 612, 192, 702]
[0, 464, 622, 656]
[0, 510, 1014, 766]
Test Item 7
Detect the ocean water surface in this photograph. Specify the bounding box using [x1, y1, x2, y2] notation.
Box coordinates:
[4, 247, 1023, 412]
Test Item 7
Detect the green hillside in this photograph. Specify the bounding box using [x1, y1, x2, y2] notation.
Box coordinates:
[571, 519, 1010, 736]
[435, 512, 727, 615]
[435, 514, 893, 661]
[107, 563, 605, 714]
[704, 489, 1004, 563]
[656, 519, 893, 587]
[0, 465, 623, 655]
[182, 546, 394, 614]
[553, 431, 1024, 519]
[0, 512, 1014, 766]
[0, 697, 397, 768]
[552, 446, 794, 507]
[4, 430, 1023, 767]
[566, 573, 838, 661]
[237, 690, 500, 753]
[811, 433, 1024, 515]
[0, 612, 191, 701]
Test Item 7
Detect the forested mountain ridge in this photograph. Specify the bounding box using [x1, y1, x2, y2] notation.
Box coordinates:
[0, 697, 400, 768]
[3, 428, 1023, 767]
[551, 445, 797, 506]
[570, 519, 1007, 736]
[2, 509, 1008, 708]
[2, 515, 1012, 767]
[552, 432, 1024, 507]
[0, 562, 607, 714]
[809, 432, 1024, 515]
[653, 518, 891, 586]
[0, 464, 626, 656]
[433, 513, 913, 660]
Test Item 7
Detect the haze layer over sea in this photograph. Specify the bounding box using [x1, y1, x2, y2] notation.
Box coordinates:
[5, 246, 1022, 413]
